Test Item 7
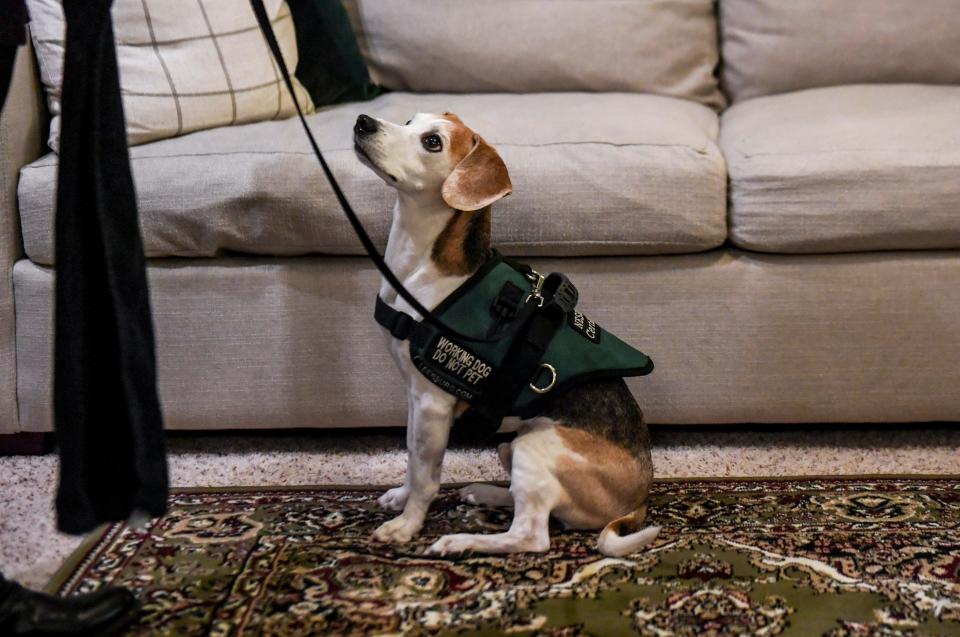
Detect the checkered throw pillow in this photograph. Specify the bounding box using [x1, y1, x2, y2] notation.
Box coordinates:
[27, 0, 315, 149]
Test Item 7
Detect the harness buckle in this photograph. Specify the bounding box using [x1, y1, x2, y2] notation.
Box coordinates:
[491, 281, 524, 319]
[390, 312, 414, 339]
[545, 273, 579, 313]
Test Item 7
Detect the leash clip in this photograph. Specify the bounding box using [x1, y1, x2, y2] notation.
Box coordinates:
[525, 270, 545, 307]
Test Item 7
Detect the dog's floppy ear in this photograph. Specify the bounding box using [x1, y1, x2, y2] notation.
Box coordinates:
[442, 135, 512, 212]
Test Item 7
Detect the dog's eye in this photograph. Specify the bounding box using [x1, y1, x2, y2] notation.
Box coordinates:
[421, 134, 442, 152]
[405, 119, 412, 126]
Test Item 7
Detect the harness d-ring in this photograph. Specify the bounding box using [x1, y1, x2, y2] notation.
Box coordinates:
[529, 363, 557, 394]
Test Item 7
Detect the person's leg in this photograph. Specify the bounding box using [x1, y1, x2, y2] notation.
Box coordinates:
[0, 45, 17, 113]
[0, 11, 141, 636]
[0, 572, 14, 604]
[0, 0, 27, 112]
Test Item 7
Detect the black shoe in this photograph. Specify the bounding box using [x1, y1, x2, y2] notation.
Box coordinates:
[0, 581, 139, 636]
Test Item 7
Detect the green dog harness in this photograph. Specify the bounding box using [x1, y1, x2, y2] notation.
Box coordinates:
[375, 251, 654, 429]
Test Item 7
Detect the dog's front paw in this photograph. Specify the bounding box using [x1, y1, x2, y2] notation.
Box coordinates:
[372, 515, 420, 544]
[377, 486, 410, 511]
[425, 534, 474, 557]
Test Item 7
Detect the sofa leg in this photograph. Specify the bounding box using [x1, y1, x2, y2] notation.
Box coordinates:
[0, 432, 50, 455]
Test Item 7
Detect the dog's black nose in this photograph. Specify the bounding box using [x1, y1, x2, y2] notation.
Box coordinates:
[355, 114, 378, 135]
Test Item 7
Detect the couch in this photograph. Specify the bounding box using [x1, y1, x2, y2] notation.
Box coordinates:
[2, 0, 958, 435]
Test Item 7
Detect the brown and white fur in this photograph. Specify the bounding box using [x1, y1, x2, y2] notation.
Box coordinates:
[354, 111, 659, 557]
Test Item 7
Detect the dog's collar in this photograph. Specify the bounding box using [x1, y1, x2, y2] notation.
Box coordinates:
[374, 251, 654, 433]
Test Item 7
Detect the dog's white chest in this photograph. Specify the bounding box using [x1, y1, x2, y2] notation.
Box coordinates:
[379, 264, 470, 393]
[384, 329, 414, 377]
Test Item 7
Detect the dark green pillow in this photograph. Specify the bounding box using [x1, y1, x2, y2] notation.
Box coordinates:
[287, 0, 383, 106]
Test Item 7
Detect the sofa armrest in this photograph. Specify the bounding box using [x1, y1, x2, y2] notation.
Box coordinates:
[0, 40, 46, 433]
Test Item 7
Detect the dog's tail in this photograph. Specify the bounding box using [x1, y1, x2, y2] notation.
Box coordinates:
[596, 504, 660, 557]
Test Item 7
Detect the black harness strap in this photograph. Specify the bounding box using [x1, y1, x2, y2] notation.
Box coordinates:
[374, 296, 414, 340]
[375, 270, 567, 433]
[467, 272, 577, 425]
[462, 309, 563, 427]
[374, 296, 430, 347]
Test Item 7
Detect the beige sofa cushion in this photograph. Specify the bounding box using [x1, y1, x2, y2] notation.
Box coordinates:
[18, 92, 727, 264]
[344, 0, 724, 108]
[720, 0, 960, 102]
[720, 84, 960, 254]
[15, 250, 960, 430]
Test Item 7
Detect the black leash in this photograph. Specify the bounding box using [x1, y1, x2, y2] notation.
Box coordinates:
[249, 0, 509, 345]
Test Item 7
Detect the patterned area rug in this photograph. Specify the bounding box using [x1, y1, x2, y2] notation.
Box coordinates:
[49, 478, 960, 636]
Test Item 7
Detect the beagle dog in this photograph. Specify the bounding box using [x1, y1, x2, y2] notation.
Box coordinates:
[353, 111, 659, 557]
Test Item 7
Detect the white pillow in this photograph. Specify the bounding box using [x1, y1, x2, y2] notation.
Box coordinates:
[27, 0, 315, 149]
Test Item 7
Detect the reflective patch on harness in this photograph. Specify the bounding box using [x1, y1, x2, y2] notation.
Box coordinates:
[568, 310, 602, 344]
[412, 335, 495, 401]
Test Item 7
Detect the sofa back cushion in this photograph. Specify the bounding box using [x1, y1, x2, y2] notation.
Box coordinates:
[720, 0, 960, 102]
[342, 0, 724, 108]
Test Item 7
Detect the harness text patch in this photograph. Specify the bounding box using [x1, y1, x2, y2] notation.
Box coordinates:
[568, 310, 602, 344]
[413, 335, 495, 400]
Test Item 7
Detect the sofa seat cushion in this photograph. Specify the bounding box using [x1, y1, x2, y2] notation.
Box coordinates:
[720, 84, 960, 253]
[18, 92, 727, 265]
[14, 250, 960, 431]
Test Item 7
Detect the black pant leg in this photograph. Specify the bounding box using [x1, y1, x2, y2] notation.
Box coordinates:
[0, 572, 15, 606]
[0, 45, 17, 113]
[0, 0, 27, 111]
[54, 1, 168, 534]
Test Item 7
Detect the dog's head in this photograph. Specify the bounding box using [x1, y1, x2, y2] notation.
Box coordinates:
[353, 112, 512, 211]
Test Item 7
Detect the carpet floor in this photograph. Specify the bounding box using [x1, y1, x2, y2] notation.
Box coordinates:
[47, 478, 960, 636]
[2, 425, 960, 593]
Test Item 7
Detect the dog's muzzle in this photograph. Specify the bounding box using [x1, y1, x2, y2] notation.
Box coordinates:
[354, 114, 378, 136]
